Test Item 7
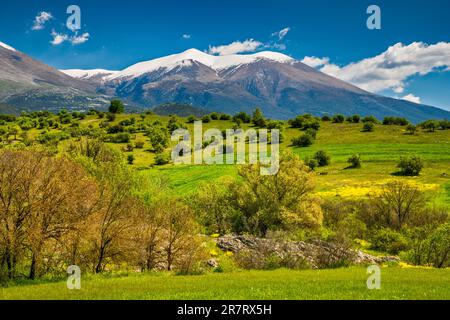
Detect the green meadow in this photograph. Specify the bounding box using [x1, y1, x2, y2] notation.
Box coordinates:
[1, 267, 449, 300]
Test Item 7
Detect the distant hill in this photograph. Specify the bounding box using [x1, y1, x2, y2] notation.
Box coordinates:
[0, 41, 109, 113]
[151, 103, 211, 117]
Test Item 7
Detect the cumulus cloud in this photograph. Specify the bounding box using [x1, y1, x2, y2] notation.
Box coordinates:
[182, 34, 191, 39]
[207, 39, 263, 55]
[402, 94, 421, 104]
[272, 27, 290, 40]
[301, 56, 330, 68]
[50, 30, 90, 46]
[32, 11, 53, 31]
[302, 42, 450, 94]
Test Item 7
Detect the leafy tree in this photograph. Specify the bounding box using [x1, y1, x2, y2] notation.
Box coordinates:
[252, 108, 266, 127]
[233, 112, 251, 124]
[397, 156, 423, 176]
[406, 124, 417, 135]
[314, 150, 331, 167]
[229, 151, 322, 236]
[201, 115, 211, 123]
[148, 126, 170, 153]
[210, 112, 219, 120]
[219, 114, 231, 120]
[109, 99, 125, 114]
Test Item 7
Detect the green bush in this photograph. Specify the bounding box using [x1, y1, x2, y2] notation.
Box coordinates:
[347, 154, 361, 168]
[201, 115, 211, 123]
[362, 122, 374, 132]
[314, 150, 331, 167]
[127, 154, 135, 165]
[187, 115, 197, 123]
[219, 114, 231, 120]
[332, 114, 345, 123]
[370, 228, 408, 255]
[292, 134, 314, 147]
[154, 153, 170, 165]
[210, 112, 219, 120]
[397, 156, 423, 176]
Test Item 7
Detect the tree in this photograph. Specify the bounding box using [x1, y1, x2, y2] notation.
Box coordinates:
[0, 150, 97, 279]
[233, 112, 251, 124]
[370, 181, 426, 229]
[109, 100, 125, 114]
[229, 151, 322, 236]
[397, 156, 423, 176]
[313, 150, 331, 167]
[191, 180, 235, 235]
[187, 115, 197, 123]
[406, 124, 417, 135]
[148, 125, 170, 153]
[252, 108, 266, 127]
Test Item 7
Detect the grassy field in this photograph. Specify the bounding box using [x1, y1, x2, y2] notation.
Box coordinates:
[1, 267, 450, 300]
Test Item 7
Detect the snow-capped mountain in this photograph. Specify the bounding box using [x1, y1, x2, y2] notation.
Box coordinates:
[104, 49, 294, 81]
[62, 48, 447, 122]
[2, 43, 449, 122]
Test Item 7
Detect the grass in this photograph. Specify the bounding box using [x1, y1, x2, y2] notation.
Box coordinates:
[1, 267, 450, 300]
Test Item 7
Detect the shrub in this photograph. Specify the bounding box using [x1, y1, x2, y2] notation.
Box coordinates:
[292, 134, 314, 147]
[187, 115, 197, 123]
[362, 122, 374, 132]
[332, 114, 345, 123]
[106, 113, 116, 122]
[305, 158, 318, 170]
[438, 119, 450, 130]
[201, 115, 211, 123]
[383, 117, 409, 126]
[305, 128, 317, 139]
[303, 120, 320, 130]
[351, 115, 360, 123]
[347, 154, 361, 168]
[321, 115, 331, 121]
[219, 114, 231, 120]
[421, 120, 438, 132]
[370, 228, 408, 255]
[154, 153, 170, 165]
[406, 124, 417, 135]
[134, 140, 145, 148]
[314, 150, 331, 167]
[210, 112, 219, 120]
[107, 124, 124, 134]
[233, 112, 251, 124]
[362, 115, 379, 123]
[109, 132, 131, 143]
[397, 156, 423, 176]
[127, 154, 135, 165]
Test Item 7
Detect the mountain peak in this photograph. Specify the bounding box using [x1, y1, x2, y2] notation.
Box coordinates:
[106, 49, 294, 81]
[0, 41, 17, 52]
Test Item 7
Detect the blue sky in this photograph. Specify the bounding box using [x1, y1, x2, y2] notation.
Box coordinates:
[1, 0, 450, 110]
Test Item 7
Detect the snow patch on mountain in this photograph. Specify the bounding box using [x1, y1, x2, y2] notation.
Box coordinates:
[61, 69, 119, 80]
[106, 49, 293, 81]
[0, 41, 17, 52]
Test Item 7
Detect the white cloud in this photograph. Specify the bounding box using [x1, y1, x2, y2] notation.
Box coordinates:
[302, 42, 450, 94]
[402, 94, 421, 104]
[272, 27, 290, 40]
[207, 39, 263, 55]
[32, 11, 53, 31]
[50, 31, 68, 45]
[301, 56, 330, 68]
[50, 31, 90, 46]
[182, 34, 191, 39]
[71, 33, 90, 45]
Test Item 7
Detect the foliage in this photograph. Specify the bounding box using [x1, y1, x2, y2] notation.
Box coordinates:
[109, 100, 125, 114]
[397, 156, 423, 176]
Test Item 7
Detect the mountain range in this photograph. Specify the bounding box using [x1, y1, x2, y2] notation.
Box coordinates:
[1, 41, 449, 122]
